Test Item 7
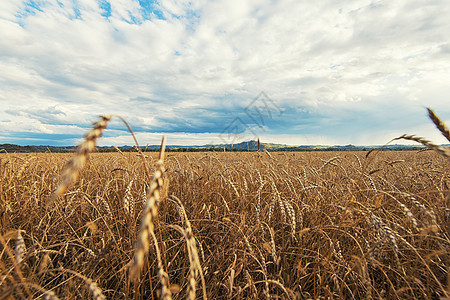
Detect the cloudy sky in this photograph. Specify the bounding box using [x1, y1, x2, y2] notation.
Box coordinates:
[1, 0, 449, 147]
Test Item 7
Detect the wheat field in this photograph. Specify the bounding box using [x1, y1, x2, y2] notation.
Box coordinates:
[1, 143, 449, 299]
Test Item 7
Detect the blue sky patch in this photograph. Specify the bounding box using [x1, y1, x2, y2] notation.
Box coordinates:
[98, 0, 111, 18]
[72, 1, 82, 19]
[138, 0, 165, 20]
[15, 0, 44, 19]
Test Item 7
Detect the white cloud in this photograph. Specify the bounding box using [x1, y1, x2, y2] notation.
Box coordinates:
[0, 0, 449, 146]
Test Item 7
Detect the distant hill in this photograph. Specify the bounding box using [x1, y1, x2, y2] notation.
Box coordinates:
[2, 141, 447, 153]
[0, 144, 76, 153]
[208, 140, 435, 151]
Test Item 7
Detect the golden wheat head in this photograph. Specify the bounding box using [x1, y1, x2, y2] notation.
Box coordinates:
[129, 137, 166, 280]
[427, 107, 450, 143]
[50, 115, 112, 202]
[392, 108, 450, 159]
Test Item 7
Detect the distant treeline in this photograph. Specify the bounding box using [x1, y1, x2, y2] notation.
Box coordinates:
[0, 144, 76, 153]
[0, 143, 431, 153]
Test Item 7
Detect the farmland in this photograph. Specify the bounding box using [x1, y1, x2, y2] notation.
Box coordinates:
[1, 149, 449, 299]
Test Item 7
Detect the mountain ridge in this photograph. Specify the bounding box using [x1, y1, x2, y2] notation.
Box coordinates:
[1, 140, 445, 153]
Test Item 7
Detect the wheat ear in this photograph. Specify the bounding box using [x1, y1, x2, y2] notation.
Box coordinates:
[393, 134, 450, 158]
[0, 232, 31, 297]
[386, 108, 450, 159]
[129, 137, 166, 280]
[15, 229, 26, 266]
[51, 115, 152, 204]
[61, 268, 106, 300]
[427, 107, 450, 142]
[170, 195, 207, 300]
[51, 116, 112, 202]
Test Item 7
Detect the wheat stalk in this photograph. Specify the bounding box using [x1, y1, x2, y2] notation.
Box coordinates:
[369, 214, 400, 260]
[284, 200, 296, 239]
[50, 115, 112, 202]
[376, 108, 450, 160]
[123, 179, 134, 215]
[61, 268, 106, 300]
[427, 107, 450, 142]
[129, 137, 167, 281]
[170, 195, 207, 300]
[264, 149, 276, 161]
[319, 156, 340, 170]
[15, 229, 26, 266]
[51, 114, 152, 204]
[393, 134, 450, 158]
[256, 182, 266, 236]
[396, 200, 419, 231]
[112, 145, 126, 158]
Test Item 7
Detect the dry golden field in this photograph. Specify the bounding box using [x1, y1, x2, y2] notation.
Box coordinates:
[1, 149, 449, 299]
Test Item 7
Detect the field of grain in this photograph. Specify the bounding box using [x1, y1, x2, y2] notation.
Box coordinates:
[1, 148, 449, 299]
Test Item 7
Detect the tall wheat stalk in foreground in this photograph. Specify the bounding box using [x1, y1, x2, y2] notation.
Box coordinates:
[169, 195, 207, 300]
[45, 114, 168, 297]
[50, 115, 112, 202]
[50, 115, 151, 204]
[368, 108, 450, 160]
[393, 108, 450, 158]
[129, 138, 172, 298]
[427, 107, 450, 142]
